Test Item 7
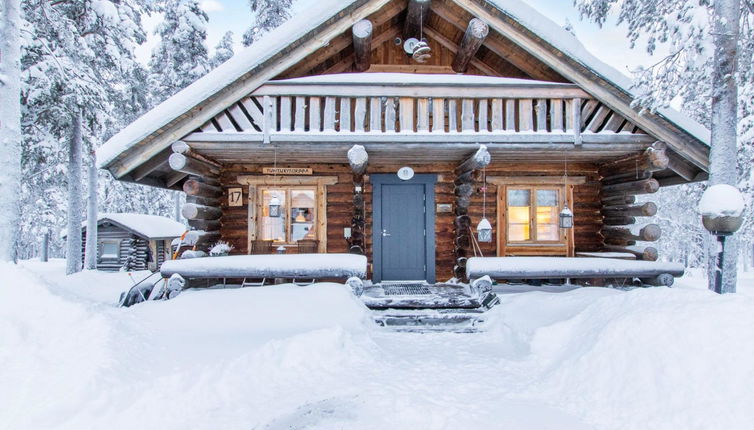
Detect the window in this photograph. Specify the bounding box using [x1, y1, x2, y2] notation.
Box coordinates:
[506, 186, 564, 244]
[258, 187, 317, 244]
[100, 240, 120, 260]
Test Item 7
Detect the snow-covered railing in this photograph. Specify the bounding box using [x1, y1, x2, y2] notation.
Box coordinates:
[189, 74, 654, 145]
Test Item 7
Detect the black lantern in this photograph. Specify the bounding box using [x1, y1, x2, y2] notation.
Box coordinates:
[477, 218, 492, 243]
[559, 205, 574, 229]
[268, 195, 281, 217]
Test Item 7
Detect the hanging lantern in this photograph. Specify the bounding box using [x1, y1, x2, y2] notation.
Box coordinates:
[477, 218, 492, 243]
[269, 195, 281, 218]
[559, 205, 574, 229]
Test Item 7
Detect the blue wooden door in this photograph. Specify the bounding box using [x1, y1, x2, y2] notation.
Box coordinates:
[373, 175, 436, 283]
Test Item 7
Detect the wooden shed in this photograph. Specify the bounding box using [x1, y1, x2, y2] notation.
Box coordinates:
[80, 214, 187, 272]
[96, 0, 710, 284]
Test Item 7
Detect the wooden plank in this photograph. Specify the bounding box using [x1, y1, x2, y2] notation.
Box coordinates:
[535, 99, 547, 131]
[571, 98, 582, 146]
[399, 97, 415, 132]
[421, 27, 499, 77]
[339, 97, 351, 132]
[279, 96, 292, 131]
[369, 97, 382, 132]
[580, 99, 600, 128]
[354, 97, 367, 132]
[385, 97, 397, 132]
[505, 99, 516, 131]
[215, 111, 236, 132]
[491, 99, 503, 131]
[550, 98, 564, 132]
[417, 98, 430, 132]
[446, 99, 458, 132]
[586, 105, 611, 132]
[602, 112, 626, 133]
[228, 104, 254, 132]
[461, 99, 475, 131]
[478, 99, 488, 132]
[294, 96, 306, 132]
[518, 99, 533, 131]
[431, 97, 444, 133]
[240, 97, 264, 127]
[262, 96, 273, 144]
[308, 96, 321, 132]
[323, 97, 336, 132]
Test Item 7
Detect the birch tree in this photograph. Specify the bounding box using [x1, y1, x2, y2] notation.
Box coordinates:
[0, 0, 22, 262]
[84, 153, 98, 270]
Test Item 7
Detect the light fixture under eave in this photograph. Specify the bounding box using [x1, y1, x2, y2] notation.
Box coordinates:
[559, 205, 574, 229]
[269, 195, 281, 218]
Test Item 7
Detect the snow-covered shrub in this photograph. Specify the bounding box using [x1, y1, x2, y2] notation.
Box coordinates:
[210, 241, 233, 256]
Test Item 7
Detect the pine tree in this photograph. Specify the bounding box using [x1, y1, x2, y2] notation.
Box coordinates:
[149, 0, 210, 103]
[211, 31, 234, 68]
[242, 0, 293, 46]
[0, 0, 22, 262]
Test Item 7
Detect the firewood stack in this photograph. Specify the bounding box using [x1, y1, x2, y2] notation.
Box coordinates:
[169, 141, 223, 252]
[453, 146, 491, 281]
[348, 145, 368, 255]
[599, 142, 668, 261]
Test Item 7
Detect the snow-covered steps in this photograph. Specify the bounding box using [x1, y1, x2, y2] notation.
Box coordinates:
[371, 308, 490, 333]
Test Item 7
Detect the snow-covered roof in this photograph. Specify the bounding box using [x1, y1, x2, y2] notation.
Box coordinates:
[270, 73, 576, 87]
[90, 213, 187, 240]
[97, 0, 710, 173]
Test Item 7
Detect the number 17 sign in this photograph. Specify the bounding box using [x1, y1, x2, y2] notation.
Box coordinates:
[228, 188, 243, 207]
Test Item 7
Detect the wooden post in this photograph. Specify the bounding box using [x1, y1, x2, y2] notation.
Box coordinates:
[452, 18, 489, 73]
[348, 145, 368, 255]
[404, 0, 431, 39]
[41, 230, 49, 263]
[352, 20, 373, 72]
[453, 145, 491, 281]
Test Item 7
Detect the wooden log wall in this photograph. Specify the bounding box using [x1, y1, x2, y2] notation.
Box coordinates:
[453, 146, 490, 281]
[217, 161, 604, 280]
[598, 143, 667, 261]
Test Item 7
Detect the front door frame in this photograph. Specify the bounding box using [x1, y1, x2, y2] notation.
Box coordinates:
[371, 173, 437, 283]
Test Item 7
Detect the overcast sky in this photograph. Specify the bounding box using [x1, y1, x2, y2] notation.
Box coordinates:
[137, 0, 658, 79]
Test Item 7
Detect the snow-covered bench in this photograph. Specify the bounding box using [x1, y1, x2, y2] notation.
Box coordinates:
[160, 254, 368, 286]
[466, 257, 685, 287]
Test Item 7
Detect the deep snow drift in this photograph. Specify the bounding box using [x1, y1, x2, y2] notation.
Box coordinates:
[2, 260, 754, 429]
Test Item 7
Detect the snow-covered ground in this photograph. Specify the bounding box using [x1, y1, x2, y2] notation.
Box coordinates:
[2, 259, 754, 429]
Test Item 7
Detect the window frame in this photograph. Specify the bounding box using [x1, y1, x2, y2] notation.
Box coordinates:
[257, 186, 318, 245]
[505, 185, 565, 245]
[99, 239, 121, 261]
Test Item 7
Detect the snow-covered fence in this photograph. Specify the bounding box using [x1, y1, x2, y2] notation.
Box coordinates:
[160, 254, 368, 280]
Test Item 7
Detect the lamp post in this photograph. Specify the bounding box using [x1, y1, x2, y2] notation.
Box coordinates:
[699, 184, 744, 294]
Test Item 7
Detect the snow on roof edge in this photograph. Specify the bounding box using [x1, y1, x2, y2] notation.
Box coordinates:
[92, 213, 187, 239]
[96, 0, 360, 169]
[98, 0, 710, 172]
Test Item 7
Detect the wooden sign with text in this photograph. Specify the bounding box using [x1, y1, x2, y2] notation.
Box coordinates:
[262, 167, 313, 175]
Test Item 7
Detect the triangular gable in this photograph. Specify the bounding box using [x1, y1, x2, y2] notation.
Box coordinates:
[98, 0, 709, 183]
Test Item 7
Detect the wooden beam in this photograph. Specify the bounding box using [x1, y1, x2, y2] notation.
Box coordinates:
[348, 144, 369, 175]
[352, 20, 373, 72]
[182, 203, 222, 221]
[404, 0, 431, 39]
[452, 18, 489, 73]
[422, 26, 498, 76]
[131, 147, 172, 182]
[169, 153, 220, 178]
[455, 145, 491, 175]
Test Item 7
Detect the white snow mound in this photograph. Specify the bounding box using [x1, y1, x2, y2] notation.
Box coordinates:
[698, 184, 745, 217]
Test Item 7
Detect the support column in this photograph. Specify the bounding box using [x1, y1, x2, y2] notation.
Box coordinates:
[453, 145, 490, 281]
[348, 145, 368, 255]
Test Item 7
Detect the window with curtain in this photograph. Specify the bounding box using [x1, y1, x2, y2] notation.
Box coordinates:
[258, 187, 317, 244]
[506, 186, 564, 244]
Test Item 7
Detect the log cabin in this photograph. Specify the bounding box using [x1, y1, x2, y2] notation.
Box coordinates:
[77, 214, 186, 271]
[97, 0, 709, 285]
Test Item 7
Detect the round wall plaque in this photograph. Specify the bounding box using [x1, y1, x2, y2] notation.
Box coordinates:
[397, 166, 414, 181]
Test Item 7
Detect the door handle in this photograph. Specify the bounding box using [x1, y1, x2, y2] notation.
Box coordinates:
[382, 229, 391, 237]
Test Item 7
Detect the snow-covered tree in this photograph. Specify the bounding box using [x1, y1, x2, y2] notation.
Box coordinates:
[0, 0, 22, 262]
[84, 153, 98, 270]
[149, 0, 210, 103]
[575, 0, 754, 290]
[211, 31, 234, 68]
[242, 0, 292, 46]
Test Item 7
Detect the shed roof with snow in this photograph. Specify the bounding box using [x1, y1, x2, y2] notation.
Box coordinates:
[85, 213, 187, 240]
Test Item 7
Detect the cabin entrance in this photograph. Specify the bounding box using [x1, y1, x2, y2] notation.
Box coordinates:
[371, 174, 436, 283]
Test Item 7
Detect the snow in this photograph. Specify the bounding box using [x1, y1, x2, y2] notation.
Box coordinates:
[97, 0, 710, 171]
[466, 257, 685, 278]
[698, 184, 745, 217]
[5, 260, 754, 429]
[273, 72, 572, 86]
[160, 253, 368, 279]
[91, 213, 187, 239]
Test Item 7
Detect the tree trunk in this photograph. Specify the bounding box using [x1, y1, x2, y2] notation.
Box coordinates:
[0, 0, 22, 262]
[174, 191, 182, 222]
[41, 230, 49, 262]
[66, 111, 84, 275]
[84, 154, 98, 270]
[708, 0, 741, 293]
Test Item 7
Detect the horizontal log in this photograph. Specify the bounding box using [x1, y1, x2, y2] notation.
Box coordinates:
[641, 274, 675, 287]
[455, 145, 491, 175]
[184, 230, 221, 247]
[602, 224, 661, 242]
[454, 183, 474, 198]
[169, 153, 220, 178]
[171, 140, 191, 154]
[602, 237, 636, 247]
[188, 219, 221, 231]
[347, 144, 368, 175]
[601, 202, 657, 218]
[598, 146, 669, 178]
[601, 178, 659, 196]
[183, 179, 222, 198]
[600, 170, 653, 186]
[602, 216, 637, 226]
[603, 245, 658, 261]
[454, 215, 472, 229]
[601, 194, 636, 206]
[186, 195, 220, 207]
[182, 203, 222, 221]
